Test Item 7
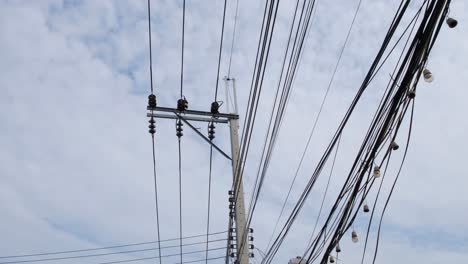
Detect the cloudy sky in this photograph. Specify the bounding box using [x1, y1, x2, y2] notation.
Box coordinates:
[1, 0, 467, 264]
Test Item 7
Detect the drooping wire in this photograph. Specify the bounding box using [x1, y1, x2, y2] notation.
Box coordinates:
[371, 96, 415, 264]
[360, 6, 422, 263]
[147, 0, 155, 94]
[0, 239, 228, 264]
[262, 0, 362, 258]
[214, 0, 228, 101]
[302, 135, 342, 256]
[178, 137, 184, 264]
[95, 250, 226, 264]
[0, 231, 228, 259]
[180, 0, 186, 98]
[147, 1, 161, 263]
[227, 0, 241, 78]
[151, 136, 162, 264]
[205, 146, 214, 264]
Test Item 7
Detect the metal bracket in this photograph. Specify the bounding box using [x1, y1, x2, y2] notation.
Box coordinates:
[147, 112, 229, 123]
[147, 106, 239, 120]
[174, 113, 232, 161]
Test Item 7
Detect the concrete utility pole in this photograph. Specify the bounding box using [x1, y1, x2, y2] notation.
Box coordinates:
[226, 78, 249, 264]
[147, 77, 249, 264]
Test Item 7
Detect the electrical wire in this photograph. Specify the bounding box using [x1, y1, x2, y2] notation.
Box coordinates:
[178, 137, 184, 264]
[302, 135, 342, 257]
[0, 239, 228, 264]
[147, 1, 161, 263]
[151, 136, 163, 264]
[205, 146, 214, 264]
[227, 0, 241, 78]
[214, 0, 228, 101]
[180, 0, 186, 98]
[372, 101, 414, 264]
[264, 0, 361, 252]
[96, 251, 226, 264]
[260, 0, 451, 262]
[147, 0, 155, 94]
[0, 231, 228, 259]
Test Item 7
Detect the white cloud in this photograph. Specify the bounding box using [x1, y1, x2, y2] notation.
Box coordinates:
[0, 0, 467, 264]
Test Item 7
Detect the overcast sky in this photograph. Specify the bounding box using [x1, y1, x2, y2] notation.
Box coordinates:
[1, 0, 467, 264]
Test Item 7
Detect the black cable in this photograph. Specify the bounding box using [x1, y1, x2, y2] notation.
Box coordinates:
[307, 2, 450, 261]
[205, 146, 214, 264]
[0, 232, 228, 259]
[265, 0, 361, 251]
[176, 256, 226, 264]
[180, 0, 186, 98]
[263, 1, 415, 262]
[214, 0, 228, 101]
[302, 135, 342, 257]
[371, 101, 414, 264]
[151, 136, 163, 264]
[0, 245, 229, 264]
[96, 250, 226, 264]
[232, 0, 282, 258]
[360, 7, 421, 263]
[178, 138, 183, 264]
[0, 239, 228, 264]
[147, 1, 161, 263]
[147, 0, 155, 94]
[227, 0, 240, 78]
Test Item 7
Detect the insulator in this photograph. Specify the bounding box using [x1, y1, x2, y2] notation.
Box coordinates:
[211, 101, 220, 114]
[423, 68, 433, 83]
[248, 236, 254, 241]
[228, 190, 234, 196]
[177, 98, 189, 111]
[373, 165, 381, 178]
[229, 197, 235, 203]
[230, 253, 236, 258]
[248, 244, 254, 249]
[229, 204, 235, 210]
[148, 117, 156, 134]
[390, 141, 399, 150]
[329, 255, 335, 263]
[407, 89, 416, 99]
[249, 253, 254, 258]
[335, 243, 341, 253]
[148, 94, 157, 108]
[446, 17, 458, 28]
[230, 244, 236, 249]
[351, 230, 358, 243]
[363, 203, 370, 213]
[229, 212, 234, 217]
[176, 120, 183, 138]
[230, 228, 236, 232]
[229, 236, 236, 240]
[208, 122, 216, 141]
[248, 228, 254, 233]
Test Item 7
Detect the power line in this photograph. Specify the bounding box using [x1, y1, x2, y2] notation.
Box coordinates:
[227, 0, 241, 78]
[151, 136, 163, 264]
[147, 1, 161, 263]
[177, 137, 184, 264]
[147, 0, 155, 94]
[180, 0, 186, 98]
[0, 231, 228, 259]
[96, 250, 226, 264]
[205, 145, 214, 264]
[214, 0, 228, 101]
[0, 240, 228, 264]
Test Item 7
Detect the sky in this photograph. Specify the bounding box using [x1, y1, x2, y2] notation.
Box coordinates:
[1, 0, 467, 264]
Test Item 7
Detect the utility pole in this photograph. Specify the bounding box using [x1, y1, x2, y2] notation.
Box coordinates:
[147, 77, 250, 264]
[226, 78, 249, 264]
